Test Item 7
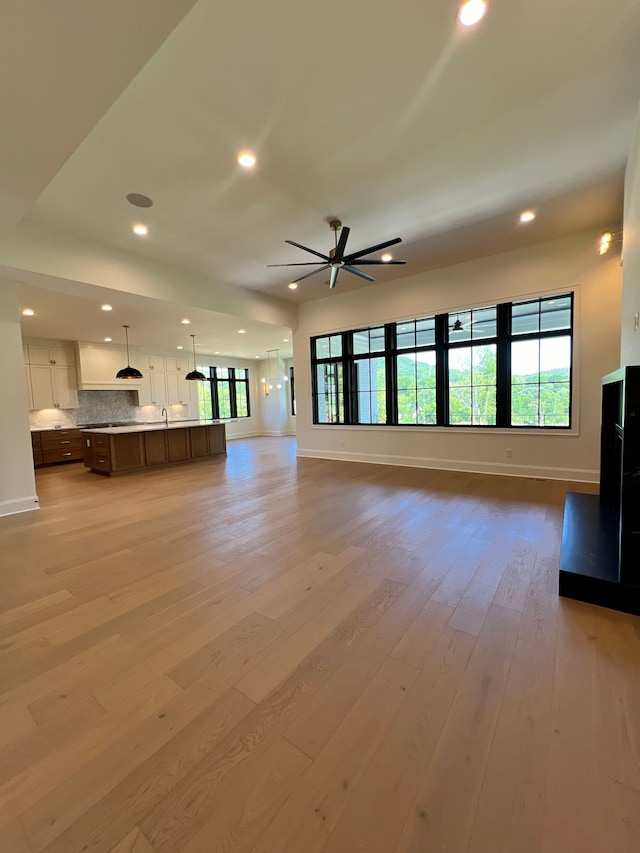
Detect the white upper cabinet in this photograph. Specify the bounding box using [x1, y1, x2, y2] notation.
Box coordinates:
[29, 364, 78, 409]
[165, 356, 192, 374]
[166, 371, 190, 405]
[27, 345, 76, 367]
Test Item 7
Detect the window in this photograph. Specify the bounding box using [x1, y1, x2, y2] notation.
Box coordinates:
[510, 295, 572, 427]
[310, 292, 573, 429]
[198, 366, 251, 419]
[396, 317, 437, 425]
[290, 366, 296, 416]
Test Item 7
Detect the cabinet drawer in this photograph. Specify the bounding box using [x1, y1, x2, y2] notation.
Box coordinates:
[31, 432, 42, 448]
[41, 436, 84, 451]
[91, 434, 111, 449]
[91, 453, 112, 472]
[42, 429, 81, 439]
[42, 448, 83, 464]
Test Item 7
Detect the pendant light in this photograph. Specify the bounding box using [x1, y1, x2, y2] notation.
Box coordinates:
[115, 325, 143, 379]
[261, 349, 288, 396]
[185, 334, 206, 380]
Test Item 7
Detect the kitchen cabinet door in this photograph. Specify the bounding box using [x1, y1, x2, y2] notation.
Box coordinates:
[54, 366, 79, 408]
[166, 371, 189, 405]
[30, 365, 56, 409]
[28, 345, 75, 366]
[149, 370, 168, 406]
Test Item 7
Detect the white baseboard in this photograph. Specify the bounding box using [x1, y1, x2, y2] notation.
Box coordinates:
[0, 495, 40, 518]
[295, 448, 598, 483]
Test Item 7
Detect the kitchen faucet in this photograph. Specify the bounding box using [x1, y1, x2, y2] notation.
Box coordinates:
[161, 407, 168, 426]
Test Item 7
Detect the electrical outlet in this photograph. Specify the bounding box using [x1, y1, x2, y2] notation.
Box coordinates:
[340, 440, 345, 448]
[506, 448, 513, 458]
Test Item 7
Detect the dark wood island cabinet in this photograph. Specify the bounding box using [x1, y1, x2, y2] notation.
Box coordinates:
[82, 421, 226, 475]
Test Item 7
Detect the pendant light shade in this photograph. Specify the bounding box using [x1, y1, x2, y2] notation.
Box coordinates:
[116, 325, 143, 379]
[185, 334, 206, 381]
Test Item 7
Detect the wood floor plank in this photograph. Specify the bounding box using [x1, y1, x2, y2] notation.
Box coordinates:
[108, 826, 156, 853]
[391, 603, 522, 852]
[255, 656, 418, 853]
[467, 637, 555, 852]
[283, 567, 441, 759]
[318, 627, 476, 853]
[0, 438, 636, 853]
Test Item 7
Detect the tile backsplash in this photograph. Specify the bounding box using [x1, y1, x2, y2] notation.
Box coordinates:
[29, 391, 189, 430]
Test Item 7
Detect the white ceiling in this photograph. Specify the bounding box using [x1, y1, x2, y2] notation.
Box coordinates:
[5, 0, 640, 354]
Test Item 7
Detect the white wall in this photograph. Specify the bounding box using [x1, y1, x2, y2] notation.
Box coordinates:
[621, 102, 640, 366]
[295, 231, 621, 482]
[256, 354, 292, 436]
[0, 282, 39, 516]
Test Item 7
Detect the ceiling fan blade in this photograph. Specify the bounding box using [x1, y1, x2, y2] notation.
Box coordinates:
[329, 267, 339, 289]
[335, 226, 350, 260]
[266, 262, 327, 267]
[285, 239, 330, 261]
[349, 259, 407, 265]
[343, 265, 376, 283]
[344, 236, 402, 263]
[293, 264, 330, 283]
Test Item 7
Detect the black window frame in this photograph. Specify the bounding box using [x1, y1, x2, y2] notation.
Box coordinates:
[310, 292, 574, 430]
[200, 366, 251, 420]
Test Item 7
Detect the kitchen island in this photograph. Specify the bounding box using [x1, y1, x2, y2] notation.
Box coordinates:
[81, 420, 226, 475]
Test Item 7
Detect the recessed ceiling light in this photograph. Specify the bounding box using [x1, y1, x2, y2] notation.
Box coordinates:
[519, 210, 536, 223]
[237, 151, 257, 168]
[238, 329, 246, 334]
[101, 304, 113, 312]
[288, 282, 298, 290]
[177, 346, 184, 350]
[255, 355, 260, 359]
[132, 224, 148, 236]
[458, 0, 487, 27]
[104, 337, 112, 342]
[215, 351, 220, 354]
[181, 319, 191, 325]
[381, 253, 393, 262]
[283, 338, 289, 342]
[22, 308, 35, 316]
[126, 192, 153, 208]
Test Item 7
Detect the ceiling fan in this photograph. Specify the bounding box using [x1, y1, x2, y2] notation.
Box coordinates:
[267, 219, 406, 289]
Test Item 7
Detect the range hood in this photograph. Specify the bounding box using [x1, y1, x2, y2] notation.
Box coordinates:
[77, 342, 143, 391]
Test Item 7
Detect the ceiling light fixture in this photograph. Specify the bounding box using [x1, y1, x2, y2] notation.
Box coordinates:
[237, 151, 257, 168]
[381, 253, 393, 262]
[185, 334, 206, 381]
[599, 230, 622, 255]
[238, 329, 246, 334]
[115, 325, 143, 380]
[288, 282, 298, 290]
[101, 304, 113, 312]
[22, 308, 35, 316]
[104, 337, 112, 342]
[132, 224, 148, 236]
[261, 349, 287, 396]
[177, 346, 184, 350]
[458, 0, 487, 27]
[181, 318, 191, 325]
[519, 210, 536, 223]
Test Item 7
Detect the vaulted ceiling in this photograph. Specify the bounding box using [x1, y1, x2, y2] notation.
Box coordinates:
[3, 0, 640, 355]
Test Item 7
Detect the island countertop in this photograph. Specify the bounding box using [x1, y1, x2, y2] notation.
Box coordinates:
[83, 421, 226, 475]
[80, 419, 221, 435]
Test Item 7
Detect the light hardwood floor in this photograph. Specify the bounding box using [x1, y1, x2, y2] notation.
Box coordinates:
[0, 437, 638, 853]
